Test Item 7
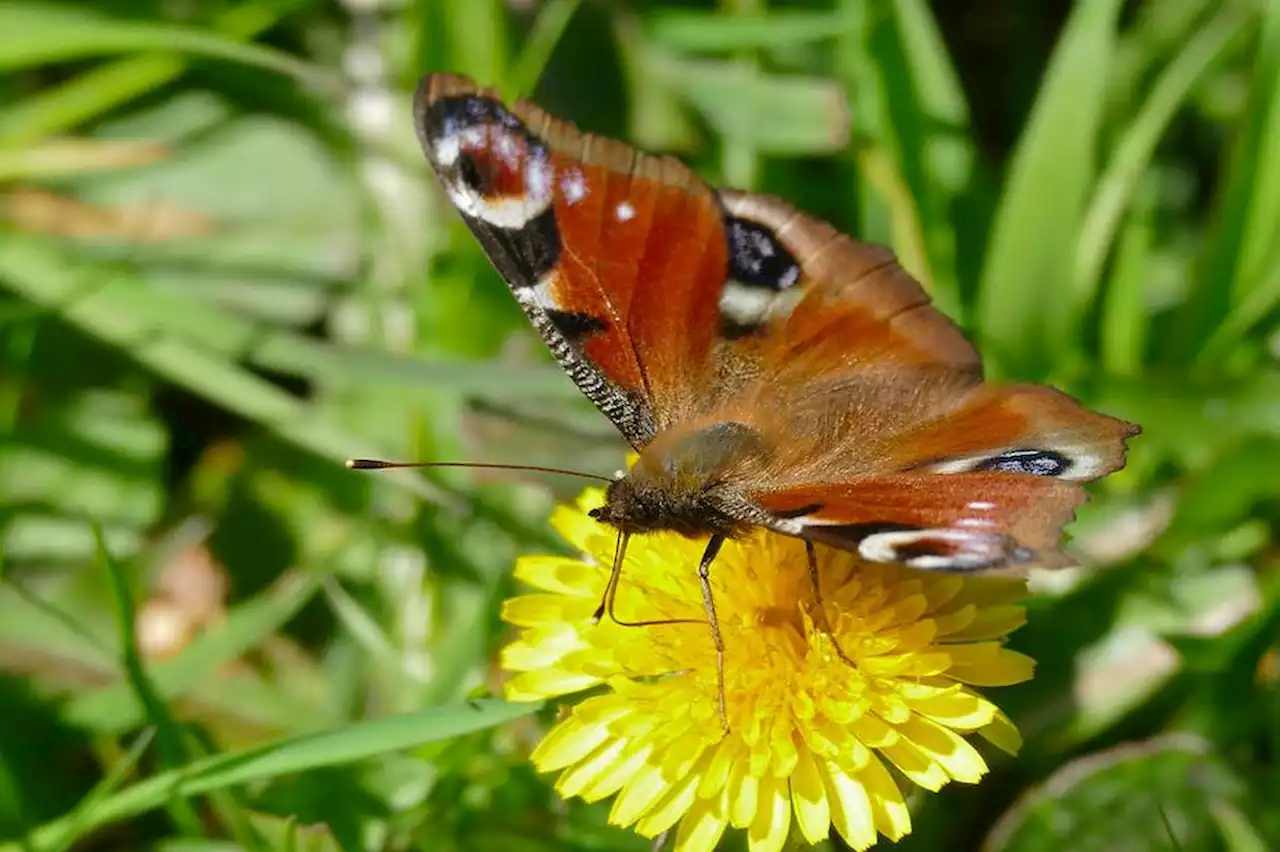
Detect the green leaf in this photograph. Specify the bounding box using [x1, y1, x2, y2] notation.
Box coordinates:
[1098, 185, 1156, 376]
[0, 2, 333, 89]
[646, 10, 846, 52]
[95, 528, 207, 835]
[10, 700, 540, 852]
[985, 735, 1245, 851]
[976, 0, 1124, 376]
[62, 571, 323, 734]
[508, 0, 582, 97]
[651, 60, 850, 155]
[1177, 0, 1280, 362]
[888, 0, 977, 317]
[1212, 801, 1270, 852]
[0, 0, 300, 146]
[1076, 5, 1252, 326]
[0, 233, 443, 506]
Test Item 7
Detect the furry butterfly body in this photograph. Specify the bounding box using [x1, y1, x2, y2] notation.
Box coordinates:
[413, 73, 1139, 575]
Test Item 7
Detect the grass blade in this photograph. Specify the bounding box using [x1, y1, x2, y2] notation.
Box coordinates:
[976, 0, 1124, 376]
[0, 2, 334, 90]
[63, 571, 322, 733]
[1076, 5, 1252, 323]
[1176, 0, 1280, 362]
[12, 700, 540, 852]
[94, 526, 205, 835]
[0, 0, 300, 146]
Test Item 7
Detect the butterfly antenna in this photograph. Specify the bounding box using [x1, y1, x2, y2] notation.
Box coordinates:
[345, 458, 613, 483]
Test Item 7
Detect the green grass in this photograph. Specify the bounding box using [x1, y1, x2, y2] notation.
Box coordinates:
[1, 1, 1278, 850]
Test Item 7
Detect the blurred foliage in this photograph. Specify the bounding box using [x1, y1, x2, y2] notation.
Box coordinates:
[0, 0, 1278, 850]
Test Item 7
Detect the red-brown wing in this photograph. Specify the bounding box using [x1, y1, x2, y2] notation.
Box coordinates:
[715, 191, 981, 379]
[693, 196, 1137, 571]
[414, 73, 730, 446]
[888, 383, 1139, 481]
[414, 73, 1140, 573]
[754, 472, 1086, 572]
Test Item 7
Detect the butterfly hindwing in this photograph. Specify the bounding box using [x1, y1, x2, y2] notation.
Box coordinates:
[754, 472, 1085, 572]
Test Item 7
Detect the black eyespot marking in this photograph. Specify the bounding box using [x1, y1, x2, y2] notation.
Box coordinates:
[547, 309, 607, 342]
[425, 94, 522, 152]
[458, 155, 492, 194]
[725, 217, 800, 291]
[976, 449, 1071, 477]
[456, 204, 561, 289]
[719, 217, 803, 338]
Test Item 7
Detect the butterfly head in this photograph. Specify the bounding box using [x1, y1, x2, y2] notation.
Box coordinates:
[587, 422, 769, 539]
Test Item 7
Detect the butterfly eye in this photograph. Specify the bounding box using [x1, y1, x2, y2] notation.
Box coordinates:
[974, 449, 1070, 477]
[719, 216, 803, 337]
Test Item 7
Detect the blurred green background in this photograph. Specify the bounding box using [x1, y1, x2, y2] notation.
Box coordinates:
[1, 0, 1278, 849]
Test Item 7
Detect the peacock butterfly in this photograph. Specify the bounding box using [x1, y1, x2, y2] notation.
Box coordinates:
[411, 73, 1139, 724]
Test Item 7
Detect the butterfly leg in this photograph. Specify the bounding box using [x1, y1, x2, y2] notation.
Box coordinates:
[805, 540, 857, 668]
[696, 535, 730, 734]
[593, 531, 705, 629]
[591, 531, 627, 624]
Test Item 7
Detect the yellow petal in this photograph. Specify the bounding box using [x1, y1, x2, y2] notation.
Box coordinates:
[512, 555, 600, 597]
[890, 618, 938, 653]
[610, 763, 670, 828]
[747, 775, 791, 852]
[859, 650, 950, 678]
[858, 755, 911, 840]
[850, 713, 899, 749]
[636, 765, 703, 838]
[920, 575, 965, 611]
[931, 603, 977, 636]
[789, 747, 830, 844]
[907, 689, 996, 730]
[977, 706, 1023, 755]
[531, 716, 614, 772]
[500, 626, 585, 671]
[726, 751, 760, 828]
[944, 604, 1027, 641]
[556, 737, 629, 799]
[954, 575, 1026, 607]
[581, 739, 655, 803]
[550, 501, 605, 550]
[886, 593, 929, 627]
[696, 738, 736, 799]
[502, 593, 598, 627]
[947, 645, 1035, 686]
[878, 739, 948, 791]
[894, 716, 987, 784]
[673, 791, 729, 852]
[504, 668, 600, 701]
[819, 759, 876, 851]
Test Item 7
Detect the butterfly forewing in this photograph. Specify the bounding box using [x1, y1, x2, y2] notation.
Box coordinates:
[415, 73, 734, 443]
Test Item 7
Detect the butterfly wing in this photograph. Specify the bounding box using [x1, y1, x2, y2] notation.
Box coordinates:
[415, 74, 1139, 572]
[695, 196, 1139, 571]
[416, 73, 741, 447]
[754, 472, 1084, 571]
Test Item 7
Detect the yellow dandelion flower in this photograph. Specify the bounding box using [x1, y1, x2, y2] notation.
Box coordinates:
[502, 487, 1034, 852]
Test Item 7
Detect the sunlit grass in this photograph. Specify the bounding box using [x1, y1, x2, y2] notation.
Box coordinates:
[0, 1, 1277, 850]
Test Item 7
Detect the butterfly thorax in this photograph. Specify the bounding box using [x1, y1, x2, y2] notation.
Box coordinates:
[588, 422, 770, 539]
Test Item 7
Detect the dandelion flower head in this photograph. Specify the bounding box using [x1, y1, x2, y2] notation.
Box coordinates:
[502, 487, 1034, 852]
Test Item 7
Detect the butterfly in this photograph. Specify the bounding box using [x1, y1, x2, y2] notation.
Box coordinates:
[412, 72, 1139, 721]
